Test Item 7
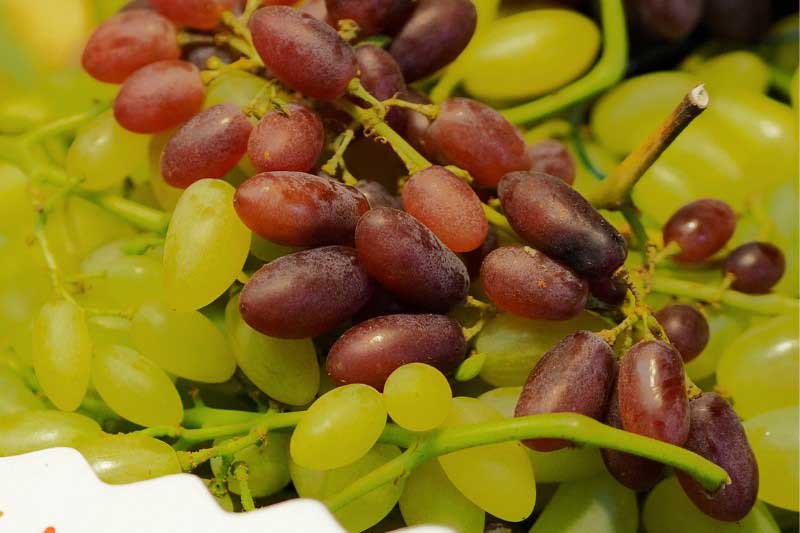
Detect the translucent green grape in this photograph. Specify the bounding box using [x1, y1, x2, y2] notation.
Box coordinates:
[689, 51, 769, 94]
[399, 458, 484, 533]
[0, 162, 34, 243]
[77, 254, 163, 309]
[438, 397, 536, 521]
[32, 298, 92, 411]
[78, 433, 182, 484]
[290, 384, 386, 471]
[210, 433, 291, 498]
[765, 15, 799, 72]
[0, 367, 45, 416]
[163, 179, 251, 312]
[224, 295, 319, 406]
[92, 344, 183, 427]
[290, 444, 404, 532]
[685, 308, 749, 382]
[744, 407, 799, 512]
[132, 301, 236, 383]
[0, 241, 55, 344]
[383, 363, 451, 432]
[203, 70, 267, 110]
[0, 410, 101, 456]
[250, 234, 296, 263]
[87, 315, 135, 349]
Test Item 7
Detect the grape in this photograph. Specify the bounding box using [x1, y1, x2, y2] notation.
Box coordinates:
[239, 246, 373, 338]
[676, 393, 759, 522]
[92, 344, 183, 427]
[32, 298, 92, 412]
[290, 383, 386, 470]
[624, 0, 703, 41]
[0, 163, 34, 241]
[402, 166, 487, 252]
[691, 51, 770, 94]
[424, 98, 531, 188]
[402, 89, 437, 160]
[0, 411, 101, 457]
[210, 433, 291, 498]
[291, 443, 404, 532]
[744, 408, 798, 512]
[352, 285, 416, 322]
[326, 313, 466, 390]
[234, 172, 369, 247]
[161, 104, 252, 188]
[247, 105, 324, 175]
[0, 367, 45, 416]
[462, 225, 497, 278]
[480, 246, 588, 321]
[225, 294, 320, 406]
[654, 305, 709, 362]
[399, 458, 485, 533]
[299, 0, 328, 19]
[355, 180, 401, 209]
[499, 171, 627, 277]
[148, 132, 183, 210]
[326, 0, 412, 36]
[515, 331, 615, 451]
[685, 307, 748, 382]
[163, 179, 251, 312]
[703, 0, 771, 42]
[114, 60, 205, 134]
[184, 44, 236, 70]
[66, 110, 150, 191]
[150, 0, 236, 30]
[528, 139, 576, 186]
[354, 44, 407, 130]
[716, 314, 798, 419]
[77, 254, 163, 310]
[203, 70, 267, 110]
[249, 6, 357, 100]
[382, 363, 452, 431]
[588, 275, 628, 306]
[389, 0, 477, 82]
[663, 199, 737, 263]
[78, 433, 181, 484]
[87, 315, 136, 350]
[82, 9, 179, 84]
[355, 207, 469, 311]
[723, 242, 785, 294]
[438, 397, 536, 521]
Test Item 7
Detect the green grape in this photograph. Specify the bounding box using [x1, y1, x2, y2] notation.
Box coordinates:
[438, 397, 536, 521]
[744, 407, 799, 512]
[0, 367, 45, 416]
[383, 363, 452, 432]
[10, 319, 34, 366]
[163, 179, 251, 312]
[32, 298, 92, 411]
[203, 70, 267, 110]
[476, 312, 606, 386]
[66, 110, 149, 191]
[250, 234, 296, 263]
[290, 384, 386, 471]
[224, 295, 319, 406]
[87, 315, 135, 349]
[132, 301, 236, 383]
[0, 410, 101, 456]
[210, 433, 291, 498]
[148, 131, 183, 211]
[77, 433, 181, 484]
[531, 472, 637, 533]
[689, 51, 769, 94]
[92, 343, 183, 427]
[0, 162, 34, 242]
[765, 15, 799, 73]
[684, 308, 749, 382]
[77, 254, 163, 309]
[290, 443, 404, 533]
[399, 458, 485, 533]
[716, 314, 799, 419]
[0, 241, 52, 344]
[643, 476, 779, 533]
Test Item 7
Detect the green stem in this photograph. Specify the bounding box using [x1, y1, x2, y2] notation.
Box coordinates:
[620, 203, 649, 253]
[651, 276, 798, 316]
[232, 462, 256, 512]
[19, 103, 107, 146]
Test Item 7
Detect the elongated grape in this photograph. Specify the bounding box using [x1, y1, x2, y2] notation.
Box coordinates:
[150, 0, 236, 29]
[78, 433, 181, 484]
[528, 139, 576, 186]
[515, 331, 615, 451]
[499, 171, 627, 277]
[481, 246, 588, 321]
[164, 179, 251, 311]
[676, 393, 758, 522]
[663, 199, 736, 263]
[250, 6, 357, 100]
[355, 207, 469, 311]
[355, 180, 401, 209]
[87, 315, 135, 350]
[723, 242, 785, 294]
[0, 411, 101, 457]
[654, 304, 709, 362]
[744, 408, 798, 512]
[355, 44, 408, 130]
[383, 363, 451, 431]
[326, 0, 412, 35]
[0, 367, 45, 416]
[246, 105, 324, 174]
[78, 254, 163, 310]
[211, 433, 291, 497]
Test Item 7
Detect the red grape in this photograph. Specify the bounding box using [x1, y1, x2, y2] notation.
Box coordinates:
[462, 225, 498, 278]
[624, 0, 704, 41]
[355, 180, 401, 209]
[354, 44, 407, 130]
[247, 104, 325, 174]
[326, 0, 413, 36]
[588, 275, 628, 306]
[723, 242, 785, 294]
[527, 139, 576, 186]
[150, 0, 236, 30]
[402, 89, 437, 160]
[663, 199, 736, 263]
[654, 304, 709, 362]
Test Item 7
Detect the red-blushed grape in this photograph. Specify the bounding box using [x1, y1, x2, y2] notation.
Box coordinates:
[354, 44, 407, 130]
[499, 172, 627, 277]
[425, 98, 531, 188]
[247, 104, 325, 173]
[355, 207, 469, 312]
[676, 393, 759, 522]
[402, 89, 437, 160]
[588, 275, 627, 306]
[82, 9, 179, 84]
[234, 172, 369, 246]
[326, 314, 466, 390]
[704, 0, 771, 42]
[249, 6, 357, 100]
[150, 0, 236, 30]
[462, 225, 498, 278]
[389, 0, 476, 82]
[654, 304, 709, 362]
[723, 242, 785, 294]
[402, 166, 487, 253]
[184, 45, 235, 69]
[527, 139, 576, 186]
[113, 60, 205, 134]
[624, 0, 704, 41]
[617, 340, 689, 446]
[355, 180, 401, 209]
[326, 0, 413, 36]
[515, 331, 616, 451]
[663, 199, 736, 263]
[239, 246, 373, 338]
[161, 104, 252, 188]
[480, 246, 588, 321]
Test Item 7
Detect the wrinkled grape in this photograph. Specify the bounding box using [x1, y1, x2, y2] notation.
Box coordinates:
[78, 433, 181, 484]
[663, 199, 736, 263]
[723, 242, 785, 294]
[0, 411, 101, 457]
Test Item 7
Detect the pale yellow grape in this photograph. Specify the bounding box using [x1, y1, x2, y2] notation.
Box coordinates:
[0, 410, 101, 456]
[290, 384, 386, 471]
[438, 397, 535, 521]
[0, 240, 51, 343]
[0, 162, 34, 241]
[383, 363, 451, 432]
[132, 301, 236, 383]
[685, 308, 749, 382]
[77, 254, 163, 309]
[689, 51, 770, 93]
[744, 407, 799, 512]
[210, 433, 291, 498]
[0, 367, 45, 416]
[290, 444, 404, 533]
[10, 319, 34, 366]
[92, 344, 183, 427]
[225, 295, 319, 406]
[163, 179, 251, 311]
[148, 131, 183, 211]
[77, 433, 182, 484]
[32, 298, 92, 411]
[87, 315, 135, 349]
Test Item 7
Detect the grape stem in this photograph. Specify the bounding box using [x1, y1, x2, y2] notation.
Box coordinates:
[232, 462, 255, 512]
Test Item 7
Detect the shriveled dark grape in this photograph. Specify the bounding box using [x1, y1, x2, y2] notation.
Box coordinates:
[663, 199, 736, 263]
[624, 0, 704, 41]
[326, 0, 413, 36]
[355, 180, 401, 209]
[723, 242, 785, 294]
[327, 314, 466, 390]
[588, 275, 627, 307]
[515, 331, 616, 451]
[150, 0, 236, 30]
[462, 225, 498, 278]
[654, 304, 709, 362]
[704, 0, 771, 42]
[239, 246, 373, 338]
[527, 139, 576, 186]
[247, 104, 325, 174]
[184, 45, 235, 69]
[354, 44, 407, 130]
[499, 172, 627, 277]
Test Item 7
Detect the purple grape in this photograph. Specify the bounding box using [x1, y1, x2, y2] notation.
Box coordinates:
[654, 304, 710, 362]
[354, 44, 407, 130]
[624, 0, 704, 41]
[184, 45, 235, 69]
[663, 199, 736, 263]
[723, 242, 785, 294]
[527, 139, 576, 186]
[588, 275, 628, 307]
[326, 0, 413, 36]
[704, 0, 771, 42]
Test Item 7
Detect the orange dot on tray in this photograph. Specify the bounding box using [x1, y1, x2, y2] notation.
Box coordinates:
[44, 527, 56, 533]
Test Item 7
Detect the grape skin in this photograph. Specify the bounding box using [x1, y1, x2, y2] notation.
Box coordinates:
[78, 434, 182, 484]
[663, 199, 736, 263]
[326, 0, 413, 36]
[724, 242, 786, 294]
[150, 0, 236, 30]
[527, 139, 576, 186]
[654, 304, 709, 362]
[383, 363, 452, 431]
[247, 104, 324, 174]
